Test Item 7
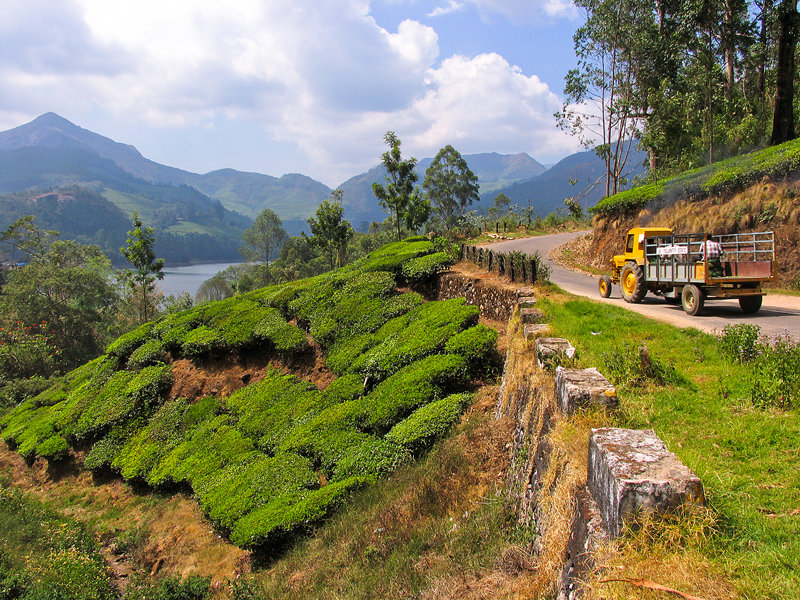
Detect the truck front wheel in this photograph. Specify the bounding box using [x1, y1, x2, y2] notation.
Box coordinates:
[620, 261, 646, 303]
[681, 284, 705, 316]
[739, 295, 763, 314]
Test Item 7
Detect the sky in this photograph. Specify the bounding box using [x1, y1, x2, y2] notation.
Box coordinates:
[0, 0, 585, 187]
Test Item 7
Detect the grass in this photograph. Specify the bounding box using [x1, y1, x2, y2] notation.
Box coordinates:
[534, 288, 800, 598]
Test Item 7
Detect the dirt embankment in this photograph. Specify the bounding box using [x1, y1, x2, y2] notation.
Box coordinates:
[589, 177, 800, 288]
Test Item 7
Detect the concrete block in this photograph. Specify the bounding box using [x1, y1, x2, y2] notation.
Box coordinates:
[534, 337, 576, 369]
[518, 296, 537, 309]
[520, 307, 544, 324]
[523, 324, 549, 341]
[588, 427, 705, 538]
[554, 367, 617, 414]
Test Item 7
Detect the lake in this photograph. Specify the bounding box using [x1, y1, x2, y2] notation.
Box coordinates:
[159, 262, 244, 298]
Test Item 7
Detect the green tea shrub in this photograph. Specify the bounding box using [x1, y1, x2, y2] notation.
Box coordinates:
[105, 322, 154, 359]
[252, 308, 308, 352]
[226, 369, 323, 452]
[127, 339, 167, 369]
[230, 475, 370, 547]
[332, 437, 410, 481]
[400, 251, 454, 283]
[355, 353, 469, 433]
[194, 452, 318, 530]
[326, 333, 378, 374]
[35, 434, 69, 461]
[320, 373, 364, 404]
[347, 240, 434, 273]
[444, 324, 501, 375]
[154, 309, 205, 350]
[181, 325, 226, 358]
[386, 392, 472, 453]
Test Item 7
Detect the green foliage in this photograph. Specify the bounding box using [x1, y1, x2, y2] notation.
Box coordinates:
[422, 144, 480, 230]
[35, 434, 70, 461]
[372, 131, 420, 242]
[602, 342, 680, 387]
[240, 208, 287, 263]
[127, 339, 167, 369]
[400, 251, 454, 283]
[307, 190, 354, 270]
[332, 437, 410, 481]
[0, 321, 61, 380]
[120, 211, 165, 324]
[749, 334, 800, 410]
[591, 138, 800, 216]
[125, 575, 212, 600]
[719, 323, 762, 363]
[355, 354, 470, 434]
[386, 392, 472, 453]
[444, 324, 501, 375]
[106, 322, 154, 359]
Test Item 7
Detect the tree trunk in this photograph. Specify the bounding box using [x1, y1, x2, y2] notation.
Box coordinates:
[771, 0, 799, 145]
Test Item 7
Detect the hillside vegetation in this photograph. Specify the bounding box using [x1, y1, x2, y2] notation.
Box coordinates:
[0, 239, 499, 558]
[587, 138, 800, 287]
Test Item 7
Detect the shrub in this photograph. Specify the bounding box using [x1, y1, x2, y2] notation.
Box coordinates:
[749, 334, 800, 409]
[400, 251, 454, 283]
[355, 354, 470, 434]
[127, 339, 167, 369]
[719, 323, 762, 363]
[386, 392, 472, 453]
[332, 437, 410, 481]
[602, 342, 679, 387]
[105, 322, 154, 358]
[181, 325, 226, 358]
[253, 309, 309, 354]
[36, 435, 70, 461]
[444, 324, 501, 375]
[230, 476, 370, 548]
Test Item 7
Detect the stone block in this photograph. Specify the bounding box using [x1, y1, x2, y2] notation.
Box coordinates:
[520, 307, 544, 324]
[534, 337, 576, 369]
[518, 296, 537, 308]
[516, 287, 535, 299]
[554, 367, 617, 414]
[523, 324, 549, 341]
[588, 427, 705, 538]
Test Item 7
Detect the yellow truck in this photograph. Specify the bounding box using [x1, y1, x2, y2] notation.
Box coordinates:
[599, 227, 775, 315]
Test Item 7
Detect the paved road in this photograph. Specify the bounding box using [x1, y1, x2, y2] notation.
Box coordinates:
[481, 231, 800, 338]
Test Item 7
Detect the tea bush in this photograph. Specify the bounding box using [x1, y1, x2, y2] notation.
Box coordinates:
[444, 324, 501, 375]
[0, 238, 497, 551]
[386, 392, 472, 453]
[400, 251, 454, 283]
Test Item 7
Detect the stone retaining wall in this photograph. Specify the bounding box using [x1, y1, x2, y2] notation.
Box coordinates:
[416, 271, 530, 322]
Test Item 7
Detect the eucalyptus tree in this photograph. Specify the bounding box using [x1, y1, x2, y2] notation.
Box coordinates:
[422, 145, 479, 230]
[120, 212, 165, 324]
[307, 189, 354, 269]
[372, 131, 419, 241]
[240, 208, 288, 264]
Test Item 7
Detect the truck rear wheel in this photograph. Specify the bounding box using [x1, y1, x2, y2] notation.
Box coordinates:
[599, 275, 613, 298]
[681, 284, 705, 316]
[739, 295, 763, 314]
[620, 261, 646, 303]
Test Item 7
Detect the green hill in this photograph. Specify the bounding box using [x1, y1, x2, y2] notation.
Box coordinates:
[0, 239, 498, 549]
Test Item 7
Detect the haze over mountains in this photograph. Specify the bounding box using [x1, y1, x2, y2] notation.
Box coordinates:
[0, 113, 645, 263]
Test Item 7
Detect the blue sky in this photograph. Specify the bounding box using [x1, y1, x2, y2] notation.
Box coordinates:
[0, 0, 584, 186]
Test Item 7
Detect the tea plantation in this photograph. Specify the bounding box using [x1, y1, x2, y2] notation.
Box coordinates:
[0, 238, 499, 549]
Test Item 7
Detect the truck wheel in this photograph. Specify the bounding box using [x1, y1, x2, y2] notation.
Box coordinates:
[620, 261, 646, 303]
[681, 284, 705, 316]
[739, 295, 762, 314]
[599, 275, 613, 298]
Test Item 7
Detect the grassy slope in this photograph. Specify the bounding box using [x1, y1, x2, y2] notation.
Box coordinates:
[592, 137, 800, 216]
[536, 288, 799, 598]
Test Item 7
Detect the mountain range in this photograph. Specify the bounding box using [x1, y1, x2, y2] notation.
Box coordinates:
[0, 113, 645, 263]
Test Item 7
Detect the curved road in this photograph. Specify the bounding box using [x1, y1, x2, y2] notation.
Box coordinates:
[482, 231, 800, 338]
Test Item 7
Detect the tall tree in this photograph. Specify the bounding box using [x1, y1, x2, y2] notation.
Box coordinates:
[771, 0, 799, 144]
[422, 145, 480, 230]
[0, 215, 58, 263]
[240, 208, 288, 264]
[120, 212, 165, 325]
[306, 189, 354, 270]
[372, 131, 419, 241]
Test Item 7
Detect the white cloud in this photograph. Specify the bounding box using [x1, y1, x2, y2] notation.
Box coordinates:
[0, 0, 579, 184]
[428, 1, 466, 17]
[466, 0, 578, 21]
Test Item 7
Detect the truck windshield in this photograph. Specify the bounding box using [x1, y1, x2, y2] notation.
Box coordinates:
[626, 234, 634, 253]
